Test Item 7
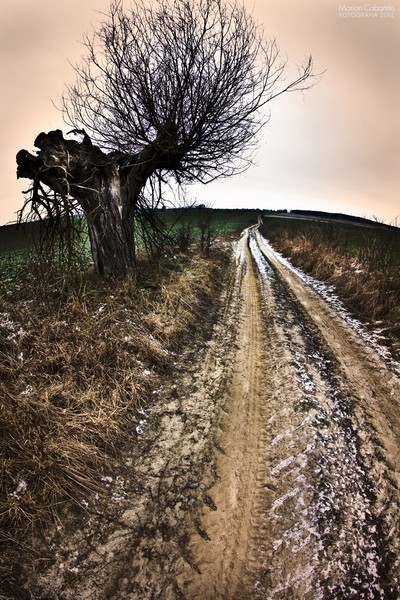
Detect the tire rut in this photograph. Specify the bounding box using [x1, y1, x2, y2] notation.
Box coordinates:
[184, 227, 400, 599]
[180, 231, 270, 599]
[253, 229, 400, 598]
[34, 228, 400, 599]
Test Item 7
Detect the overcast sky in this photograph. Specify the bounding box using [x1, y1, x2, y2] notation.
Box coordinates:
[1, 0, 399, 225]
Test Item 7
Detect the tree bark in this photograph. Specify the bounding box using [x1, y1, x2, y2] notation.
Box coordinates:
[17, 130, 137, 278]
[16, 125, 189, 278]
[85, 172, 135, 278]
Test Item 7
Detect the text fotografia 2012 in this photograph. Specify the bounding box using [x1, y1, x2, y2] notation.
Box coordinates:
[338, 3, 395, 17]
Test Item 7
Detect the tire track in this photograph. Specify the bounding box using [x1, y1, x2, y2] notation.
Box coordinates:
[184, 227, 400, 599]
[252, 230, 400, 598]
[181, 230, 270, 599]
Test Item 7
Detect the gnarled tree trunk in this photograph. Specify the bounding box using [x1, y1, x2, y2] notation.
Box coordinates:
[16, 128, 185, 278]
[85, 173, 135, 278]
[16, 130, 137, 278]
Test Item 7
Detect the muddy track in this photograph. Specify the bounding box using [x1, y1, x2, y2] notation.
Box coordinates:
[182, 228, 400, 599]
[29, 229, 400, 599]
[179, 231, 270, 598]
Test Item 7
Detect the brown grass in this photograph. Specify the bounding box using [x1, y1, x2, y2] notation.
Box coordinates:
[0, 246, 229, 594]
[260, 224, 400, 359]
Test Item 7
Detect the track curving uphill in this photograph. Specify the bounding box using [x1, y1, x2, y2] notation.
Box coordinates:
[182, 227, 400, 599]
[29, 228, 400, 599]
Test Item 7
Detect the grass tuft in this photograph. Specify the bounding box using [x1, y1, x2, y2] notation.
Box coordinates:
[261, 219, 400, 359]
[0, 245, 229, 594]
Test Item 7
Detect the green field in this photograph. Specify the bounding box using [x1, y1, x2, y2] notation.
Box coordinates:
[0, 209, 260, 291]
[2, 210, 398, 268]
[159, 207, 259, 231]
[0, 219, 91, 292]
[0, 209, 259, 253]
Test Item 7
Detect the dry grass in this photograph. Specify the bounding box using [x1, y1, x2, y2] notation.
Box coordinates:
[0, 246, 229, 594]
[261, 224, 400, 359]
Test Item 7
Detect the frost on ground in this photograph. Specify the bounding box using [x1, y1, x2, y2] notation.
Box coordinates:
[19, 229, 400, 599]
[253, 230, 400, 599]
[0, 311, 27, 341]
[258, 234, 400, 375]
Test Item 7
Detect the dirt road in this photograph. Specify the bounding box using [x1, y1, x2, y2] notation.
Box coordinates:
[180, 228, 400, 599]
[31, 228, 400, 599]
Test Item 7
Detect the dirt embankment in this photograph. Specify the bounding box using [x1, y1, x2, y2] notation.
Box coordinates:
[23, 229, 400, 599]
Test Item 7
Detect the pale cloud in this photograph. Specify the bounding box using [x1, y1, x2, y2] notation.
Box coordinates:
[0, 0, 399, 224]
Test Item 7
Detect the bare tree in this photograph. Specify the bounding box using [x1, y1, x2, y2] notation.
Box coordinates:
[16, 0, 317, 278]
[196, 204, 219, 254]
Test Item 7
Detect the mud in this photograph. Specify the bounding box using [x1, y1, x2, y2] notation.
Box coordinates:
[27, 228, 400, 599]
